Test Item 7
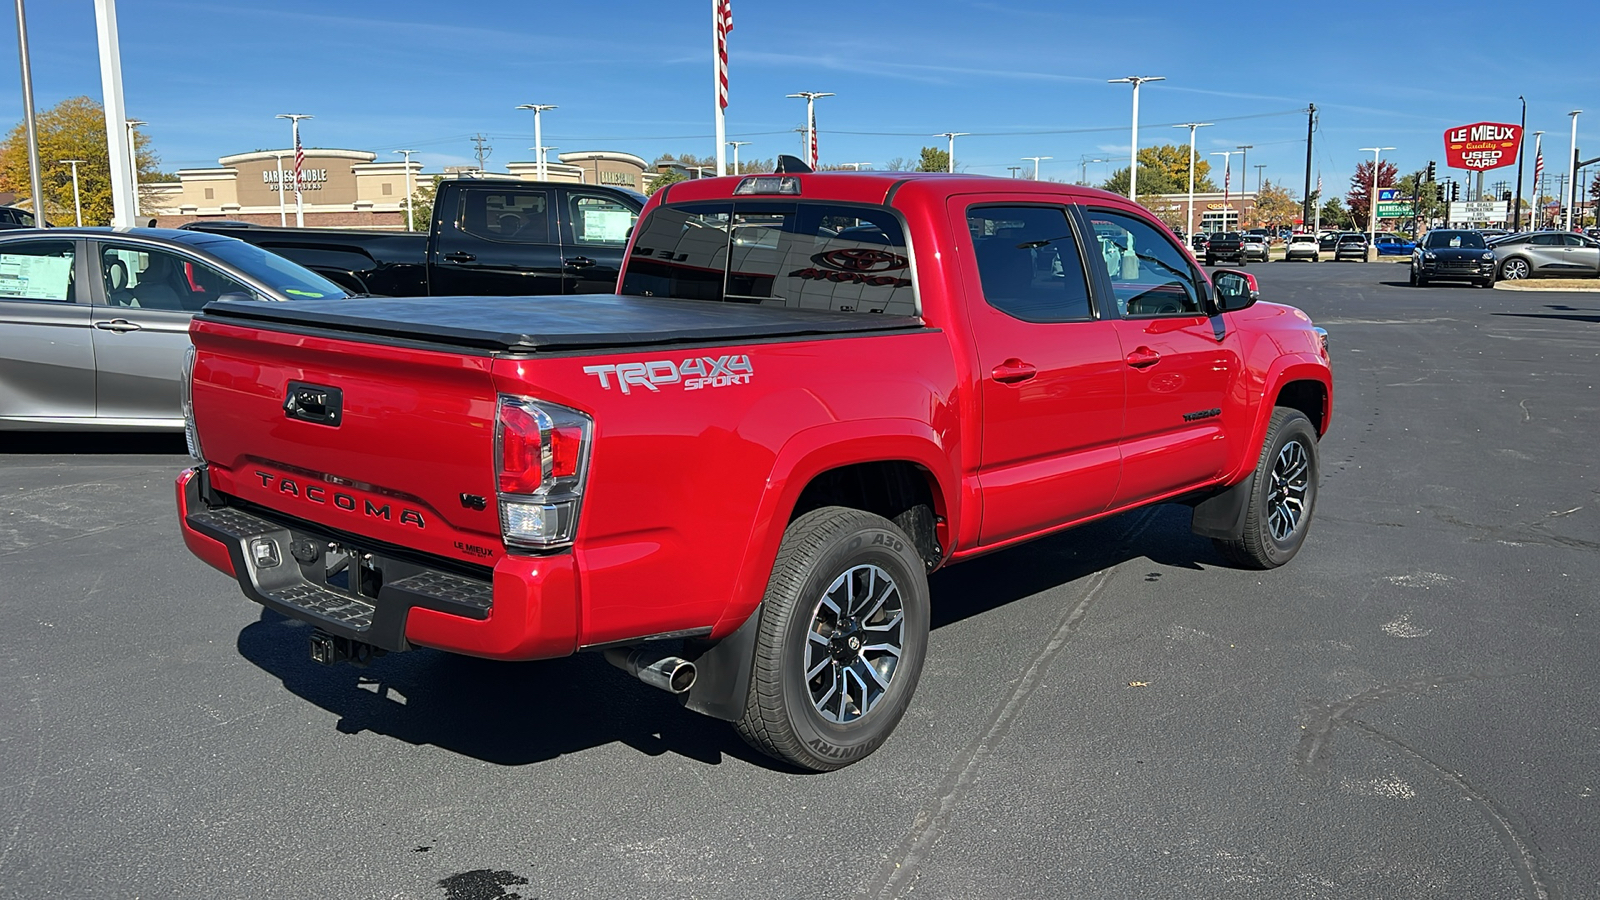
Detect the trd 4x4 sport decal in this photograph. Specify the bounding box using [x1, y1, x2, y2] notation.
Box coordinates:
[583, 355, 753, 395]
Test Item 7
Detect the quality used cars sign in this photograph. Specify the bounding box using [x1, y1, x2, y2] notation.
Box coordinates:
[1444, 122, 1522, 171]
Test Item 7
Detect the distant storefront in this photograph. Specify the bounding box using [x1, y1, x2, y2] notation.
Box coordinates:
[148, 149, 650, 230]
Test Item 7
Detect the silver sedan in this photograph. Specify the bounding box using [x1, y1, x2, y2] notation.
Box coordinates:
[0, 228, 350, 431]
[1491, 231, 1600, 280]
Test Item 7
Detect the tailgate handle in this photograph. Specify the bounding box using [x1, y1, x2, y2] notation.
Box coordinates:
[283, 381, 343, 427]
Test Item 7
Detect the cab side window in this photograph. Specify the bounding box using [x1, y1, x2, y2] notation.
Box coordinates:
[568, 194, 637, 246]
[0, 240, 76, 302]
[458, 188, 551, 244]
[966, 205, 1093, 322]
[1084, 209, 1204, 317]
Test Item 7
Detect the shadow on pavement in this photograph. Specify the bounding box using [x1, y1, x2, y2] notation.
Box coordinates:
[1492, 311, 1600, 324]
[236, 503, 1220, 769]
[0, 432, 187, 455]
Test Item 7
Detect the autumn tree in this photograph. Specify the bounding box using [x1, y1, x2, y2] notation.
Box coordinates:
[915, 146, 951, 173]
[0, 96, 164, 225]
[407, 175, 442, 231]
[1250, 179, 1301, 229]
[1345, 159, 1398, 229]
[1101, 144, 1217, 196]
[1138, 193, 1186, 231]
[644, 170, 688, 195]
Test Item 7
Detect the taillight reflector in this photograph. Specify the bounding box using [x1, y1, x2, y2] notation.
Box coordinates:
[495, 395, 593, 550]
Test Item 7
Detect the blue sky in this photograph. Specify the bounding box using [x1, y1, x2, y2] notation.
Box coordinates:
[3, 0, 1597, 197]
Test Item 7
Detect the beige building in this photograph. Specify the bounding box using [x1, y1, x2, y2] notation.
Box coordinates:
[148, 148, 651, 229]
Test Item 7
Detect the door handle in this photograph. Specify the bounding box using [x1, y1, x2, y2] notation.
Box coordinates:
[443, 252, 476, 263]
[1125, 347, 1161, 369]
[94, 319, 142, 333]
[991, 359, 1037, 384]
[563, 256, 595, 269]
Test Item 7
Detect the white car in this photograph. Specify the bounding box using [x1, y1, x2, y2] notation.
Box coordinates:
[1284, 233, 1320, 262]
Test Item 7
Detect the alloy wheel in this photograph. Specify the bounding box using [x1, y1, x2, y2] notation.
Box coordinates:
[805, 564, 905, 724]
[1501, 258, 1530, 280]
[1266, 440, 1311, 542]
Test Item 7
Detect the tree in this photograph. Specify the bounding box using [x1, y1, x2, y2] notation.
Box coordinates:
[408, 175, 442, 231]
[883, 157, 913, 172]
[1101, 144, 1217, 196]
[1138, 193, 1186, 231]
[0, 96, 163, 224]
[645, 170, 688, 195]
[1251, 179, 1301, 229]
[1345, 159, 1398, 229]
[1395, 172, 1444, 229]
[1319, 197, 1350, 229]
[915, 146, 950, 173]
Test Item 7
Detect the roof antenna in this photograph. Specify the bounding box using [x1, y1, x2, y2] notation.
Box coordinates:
[774, 154, 813, 174]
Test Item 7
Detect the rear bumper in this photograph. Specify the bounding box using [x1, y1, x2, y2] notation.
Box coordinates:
[176, 467, 578, 660]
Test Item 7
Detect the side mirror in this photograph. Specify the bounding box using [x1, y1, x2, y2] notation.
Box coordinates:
[1211, 269, 1259, 313]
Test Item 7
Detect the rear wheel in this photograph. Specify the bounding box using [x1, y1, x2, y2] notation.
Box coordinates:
[734, 507, 930, 771]
[1213, 408, 1320, 570]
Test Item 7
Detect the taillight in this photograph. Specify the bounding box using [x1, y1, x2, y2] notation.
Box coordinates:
[180, 344, 203, 461]
[495, 395, 593, 550]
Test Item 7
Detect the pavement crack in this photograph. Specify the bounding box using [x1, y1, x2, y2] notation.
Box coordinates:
[860, 508, 1158, 899]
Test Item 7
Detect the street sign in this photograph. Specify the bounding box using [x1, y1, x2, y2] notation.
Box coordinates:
[1444, 122, 1522, 171]
[1375, 202, 1413, 218]
[1449, 200, 1508, 221]
[1377, 188, 1405, 202]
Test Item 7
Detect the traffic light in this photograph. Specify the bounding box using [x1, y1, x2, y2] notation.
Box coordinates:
[1451, 182, 1460, 201]
[1426, 161, 1437, 182]
[1503, 191, 1512, 202]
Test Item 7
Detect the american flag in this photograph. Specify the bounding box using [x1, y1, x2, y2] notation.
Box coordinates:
[809, 102, 818, 167]
[293, 129, 304, 194]
[715, 0, 733, 111]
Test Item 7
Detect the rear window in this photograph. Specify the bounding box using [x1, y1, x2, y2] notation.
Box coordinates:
[622, 201, 915, 315]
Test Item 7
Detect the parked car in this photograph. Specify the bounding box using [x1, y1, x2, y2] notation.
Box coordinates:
[1490, 231, 1600, 280]
[175, 171, 1333, 772]
[183, 179, 645, 297]
[0, 228, 350, 431]
[1410, 229, 1494, 287]
[1241, 233, 1270, 262]
[1374, 232, 1416, 256]
[0, 206, 41, 230]
[1333, 233, 1369, 261]
[1205, 232, 1246, 265]
[1190, 232, 1210, 254]
[1284, 233, 1320, 262]
[1318, 232, 1341, 252]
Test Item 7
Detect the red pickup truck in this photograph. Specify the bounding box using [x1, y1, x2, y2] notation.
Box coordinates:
[176, 170, 1331, 771]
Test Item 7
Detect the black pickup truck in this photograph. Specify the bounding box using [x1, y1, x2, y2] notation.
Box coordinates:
[1204, 232, 1246, 266]
[184, 179, 644, 297]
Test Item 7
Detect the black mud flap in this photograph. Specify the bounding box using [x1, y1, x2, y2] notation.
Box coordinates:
[1188, 474, 1254, 541]
[678, 608, 763, 722]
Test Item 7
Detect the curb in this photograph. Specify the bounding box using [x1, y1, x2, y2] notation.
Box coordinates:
[1493, 280, 1600, 292]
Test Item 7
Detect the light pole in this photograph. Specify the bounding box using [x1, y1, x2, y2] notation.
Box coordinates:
[1255, 164, 1266, 192]
[1515, 96, 1527, 232]
[276, 113, 312, 227]
[273, 152, 287, 226]
[1211, 151, 1235, 232]
[94, 0, 134, 227]
[1235, 145, 1253, 197]
[1008, 166, 1022, 179]
[393, 149, 417, 231]
[785, 91, 834, 168]
[15, 0, 46, 226]
[727, 140, 751, 174]
[59, 159, 84, 226]
[935, 132, 968, 173]
[1080, 156, 1108, 185]
[124, 118, 145, 221]
[1174, 122, 1212, 238]
[1567, 110, 1582, 232]
[1108, 75, 1165, 198]
[1359, 146, 1395, 257]
[514, 104, 557, 181]
[1022, 155, 1051, 180]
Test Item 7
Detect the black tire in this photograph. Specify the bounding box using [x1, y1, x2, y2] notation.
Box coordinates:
[1499, 257, 1531, 281]
[734, 506, 930, 771]
[1212, 408, 1320, 570]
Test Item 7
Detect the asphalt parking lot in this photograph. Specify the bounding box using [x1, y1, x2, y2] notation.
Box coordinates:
[2, 260, 1597, 900]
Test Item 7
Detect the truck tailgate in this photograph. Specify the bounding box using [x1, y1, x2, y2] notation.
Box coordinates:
[189, 316, 505, 567]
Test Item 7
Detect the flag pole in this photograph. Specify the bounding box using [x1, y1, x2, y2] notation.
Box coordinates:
[713, 0, 726, 177]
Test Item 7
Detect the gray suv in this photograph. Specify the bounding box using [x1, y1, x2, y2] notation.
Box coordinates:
[1490, 232, 1600, 280]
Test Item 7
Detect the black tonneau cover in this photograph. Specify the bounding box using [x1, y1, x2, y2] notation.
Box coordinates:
[201, 294, 924, 352]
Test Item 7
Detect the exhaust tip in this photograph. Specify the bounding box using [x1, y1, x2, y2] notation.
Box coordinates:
[605, 647, 697, 695]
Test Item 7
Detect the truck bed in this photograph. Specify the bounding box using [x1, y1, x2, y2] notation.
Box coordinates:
[200, 294, 926, 352]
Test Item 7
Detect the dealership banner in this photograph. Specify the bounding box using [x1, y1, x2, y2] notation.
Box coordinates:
[1444, 122, 1522, 171]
